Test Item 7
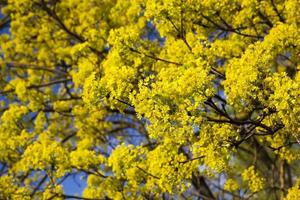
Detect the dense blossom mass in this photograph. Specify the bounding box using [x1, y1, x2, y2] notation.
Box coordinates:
[0, 0, 300, 199]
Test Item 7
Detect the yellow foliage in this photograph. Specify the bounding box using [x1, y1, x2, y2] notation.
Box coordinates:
[0, 0, 300, 199]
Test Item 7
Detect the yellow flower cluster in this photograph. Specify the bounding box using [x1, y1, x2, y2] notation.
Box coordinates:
[224, 178, 239, 192]
[17, 133, 71, 178]
[242, 166, 265, 192]
[284, 180, 300, 200]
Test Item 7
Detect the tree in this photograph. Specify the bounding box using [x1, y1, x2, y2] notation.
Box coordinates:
[0, 0, 300, 199]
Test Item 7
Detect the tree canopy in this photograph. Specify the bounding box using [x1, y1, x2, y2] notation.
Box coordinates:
[0, 0, 300, 199]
